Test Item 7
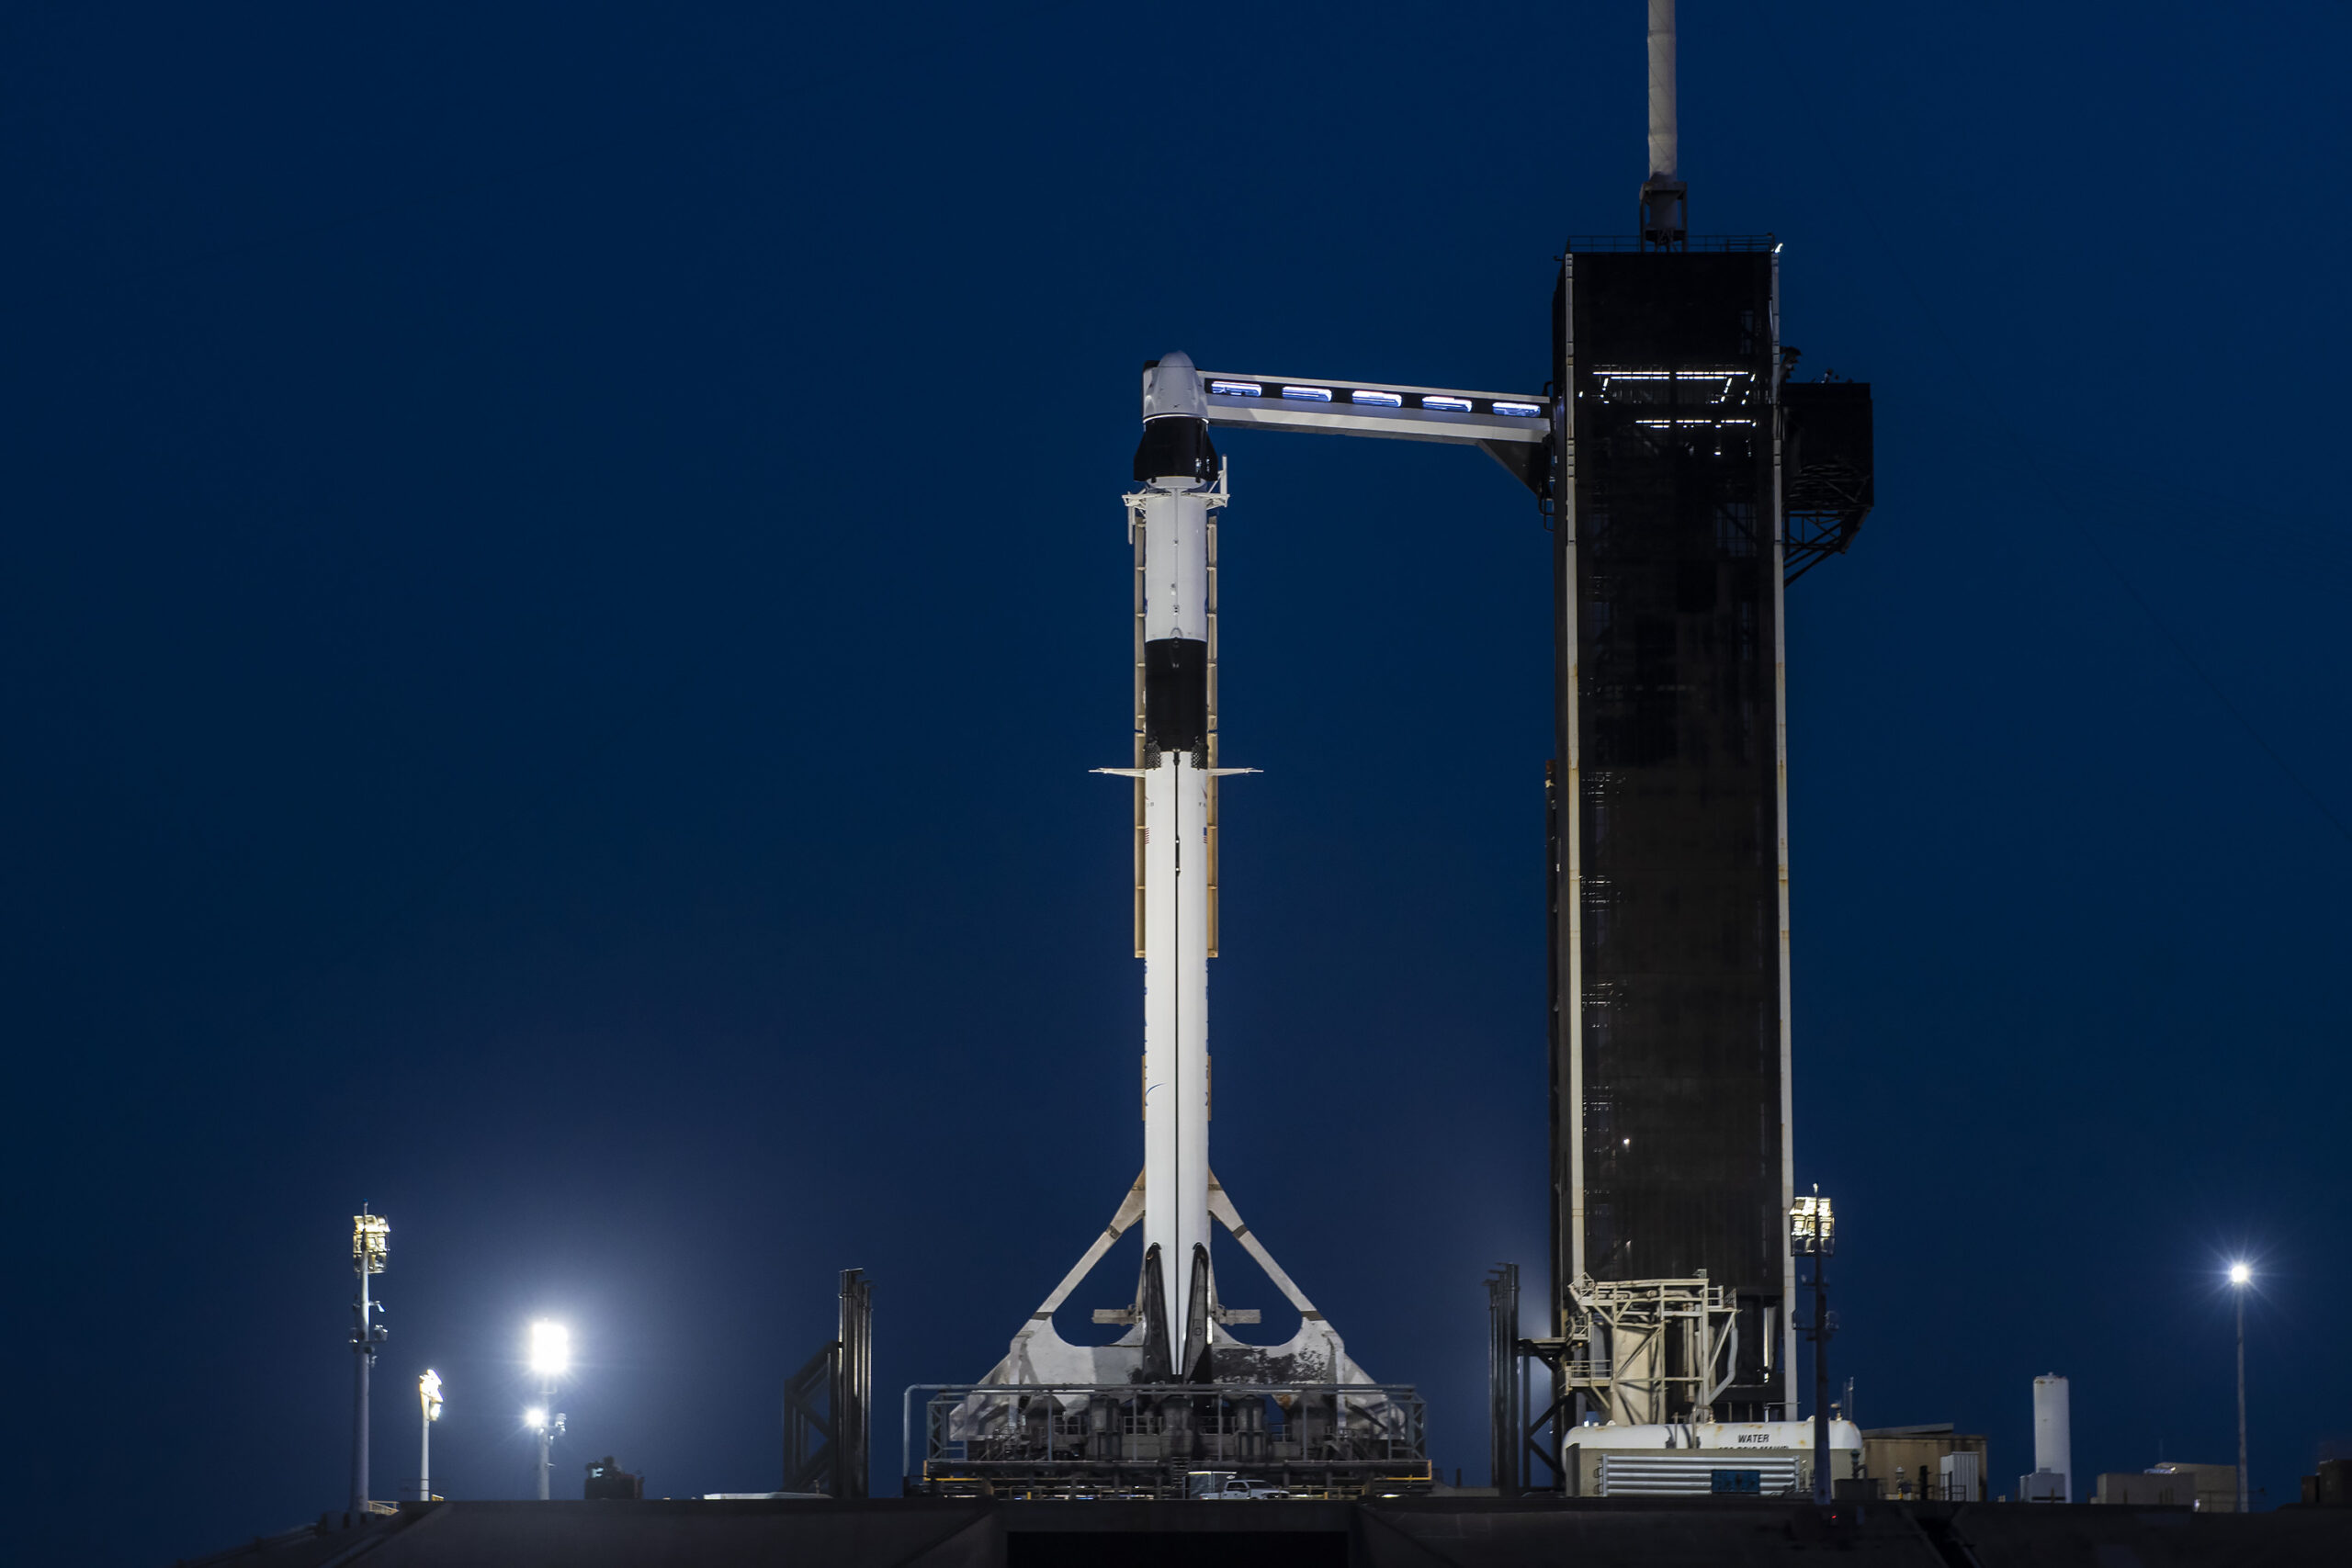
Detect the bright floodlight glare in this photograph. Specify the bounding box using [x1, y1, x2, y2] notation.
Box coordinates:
[529, 1319, 570, 1376]
[526, 1405, 547, 1430]
[2229, 1262, 2251, 1286]
[420, 1368, 444, 1418]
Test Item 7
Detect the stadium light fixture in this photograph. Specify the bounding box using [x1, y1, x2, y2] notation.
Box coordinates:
[347, 1210, 390, 1517]
[526, 1320, 571, 1499]
[529, 1319, 570, 1377]
[418, 1371, 443, 1502]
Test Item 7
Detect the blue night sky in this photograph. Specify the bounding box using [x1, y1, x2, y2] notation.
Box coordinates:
[5, 5, 2346, 1562]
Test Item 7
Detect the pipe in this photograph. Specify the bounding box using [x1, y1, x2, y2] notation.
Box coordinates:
[350, 1267, 371, 1516]
[1810, 1256, 1829, 1504]
[1646, 0, 1677, 181]
[2235, 1294, 2248, 1512]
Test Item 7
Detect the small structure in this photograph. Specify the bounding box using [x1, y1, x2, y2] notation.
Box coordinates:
[1553, 1417, 1862, 1498]
[582, 1457, 643, 1501]
[1862, 1424, 1990, 1502]
[2146, 1462, 2237, 1513]
[2095, 1466, 2231, 1509]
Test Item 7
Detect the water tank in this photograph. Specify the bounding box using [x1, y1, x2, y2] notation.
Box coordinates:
[2032, 1375, 2071, 1503]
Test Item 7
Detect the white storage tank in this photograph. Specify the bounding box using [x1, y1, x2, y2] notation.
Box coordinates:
[2029, 1374, 2071, 1503]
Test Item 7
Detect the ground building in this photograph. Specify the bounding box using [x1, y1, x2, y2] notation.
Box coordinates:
[1860, 1426, 1989, 1503]
[2093, 1465, 2233, 1509]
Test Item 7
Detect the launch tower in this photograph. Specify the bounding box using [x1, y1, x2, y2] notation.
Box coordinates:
[1514, 0, 1876, 1486]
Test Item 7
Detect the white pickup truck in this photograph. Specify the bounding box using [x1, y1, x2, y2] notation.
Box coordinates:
[1185, 1471, 1292, 1501]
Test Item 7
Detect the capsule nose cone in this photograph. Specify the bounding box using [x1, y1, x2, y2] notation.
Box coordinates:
[1141, 351, 1206, 422]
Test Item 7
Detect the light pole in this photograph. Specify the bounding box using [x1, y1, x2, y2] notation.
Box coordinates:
[418, 1370, 443, 1502]
[2229, 1262, 2251, 1512]
[1790, 1189, 1837, 1506]
[528, 1320, 570, 1500]
[349, 1211, 390, 1517]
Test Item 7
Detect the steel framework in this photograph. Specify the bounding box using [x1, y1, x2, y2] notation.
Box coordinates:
[783, 1269, 873, 1497]
[910, 1381, 1429, 1499]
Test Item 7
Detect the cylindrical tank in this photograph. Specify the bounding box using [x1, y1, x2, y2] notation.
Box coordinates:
[2032, 1375, 2071, 1502]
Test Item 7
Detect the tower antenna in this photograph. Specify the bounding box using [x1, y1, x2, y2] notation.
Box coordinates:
[1640, 0, 1687, 247]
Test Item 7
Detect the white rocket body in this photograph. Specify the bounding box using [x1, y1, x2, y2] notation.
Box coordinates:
[1129, 352, 1222, 1360]
[1136, 489, 1212, 1348]
[977, 352, 1412, 1395]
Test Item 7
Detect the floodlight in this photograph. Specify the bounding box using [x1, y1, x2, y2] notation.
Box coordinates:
[2228, 1262, 2251, 1286]
[351, 1212, 390, 1274]
[417, 1366, 444, 1503]
[526, 1405, 548, 1430]
[528, 1319, 570, 1376]
[1788, 1190, 1835, 1255]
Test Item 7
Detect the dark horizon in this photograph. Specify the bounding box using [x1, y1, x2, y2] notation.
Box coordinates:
[6, 5, 2347, 1562]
